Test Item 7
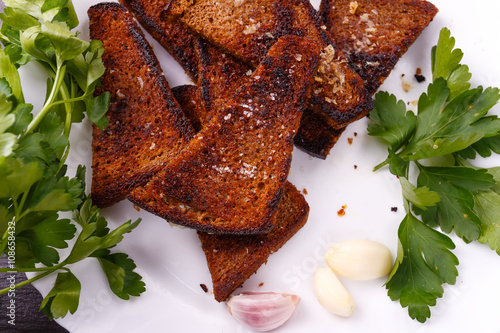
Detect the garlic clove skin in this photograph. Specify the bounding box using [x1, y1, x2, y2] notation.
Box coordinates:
[227, 292, 300, 332]
[313, 267, 355, 317]
[325, 239, 393, 280]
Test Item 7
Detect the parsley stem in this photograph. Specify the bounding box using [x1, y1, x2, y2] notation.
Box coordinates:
[373, 160, 389, 171]
[0, 270, 54, 295]
[0, 226, 11, 257]
[0, 265, 63, 273]
[24, 64, 67, 135]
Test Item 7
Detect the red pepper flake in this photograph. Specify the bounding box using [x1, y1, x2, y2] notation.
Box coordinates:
[354, 165, 358, 169]
[347, 137, 353, 145]
[200, 284, 208, 293]
[354, 132, 358, 137]
[337, 205, 347, 217]
[391, 207, 398, 212]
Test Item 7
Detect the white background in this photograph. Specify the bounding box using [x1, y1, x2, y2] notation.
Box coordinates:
[17, 0, 500, 332]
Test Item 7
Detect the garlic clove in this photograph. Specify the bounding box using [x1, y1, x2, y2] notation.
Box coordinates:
[313, 267, 355, 317]
[325, 239, 393, 280]
[226, 292, 300, 332]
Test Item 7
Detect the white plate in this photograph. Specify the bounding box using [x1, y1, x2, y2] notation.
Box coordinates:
[20, 0, 500, 332]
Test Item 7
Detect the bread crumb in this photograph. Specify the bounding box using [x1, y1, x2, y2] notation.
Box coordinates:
[302, 188, 308, 195]
[348, 137, 353, 145]
[337, 205, 347, 217]
[349, 1, 358, 15]
[200, 284, 208, 293]
[258, 282, 264, 287]
[401, 77, 413, 92]
[243, 22, 261, 35]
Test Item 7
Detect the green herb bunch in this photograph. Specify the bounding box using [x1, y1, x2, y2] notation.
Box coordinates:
[0, 0, 145, 320]
[369, 28, 500, 322]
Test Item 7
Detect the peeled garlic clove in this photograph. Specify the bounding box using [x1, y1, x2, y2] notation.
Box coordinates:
[325, 239, 392, 280]
[227, 292, 300, 332]
[313, 267, 355, 317]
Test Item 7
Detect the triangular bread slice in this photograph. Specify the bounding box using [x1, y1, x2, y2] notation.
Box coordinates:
[196, 38, 345, 159]
[162, 0, 373, 129]
[198, 181, 309, 302]
[171, 84, 205, 132]
[129, 35, 320, 234]
[319, 0, 438, 94]
[119, 0, 200, 81]
[88, 3, 195, 208]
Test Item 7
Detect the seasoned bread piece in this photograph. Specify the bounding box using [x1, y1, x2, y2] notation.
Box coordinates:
[197, 38, 344, 159]
[119, 0, 199, 81]
[294, 109, 345, 159]
[89, 3, 194, 208]
[319, 0, 438, 94]
[171, 84, 205, 132]
[163, 0, 373, 129]
[129, 35, 320, 234]
[198, 182, 309, 302]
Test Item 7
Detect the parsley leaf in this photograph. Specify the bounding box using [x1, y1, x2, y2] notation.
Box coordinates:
[368, 91, 417, 151]
[371, 27, 500, 322]
[399, 176, 440, 210]
[386, 213, 459, 323]
[40, 271, 81, 320]
[0, 1, 144, 321]
[97, 251, 146, 300]
[417, 165, 494, 242]
[16, 214, 76, 266]
[431, 27, 471, 99]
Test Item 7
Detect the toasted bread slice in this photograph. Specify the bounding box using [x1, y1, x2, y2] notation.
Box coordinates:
[129, 35, 319, 234]
[88, 3, 195, 208]
[197, 38, 344, 159]
[319, 0, 438, 94]
[119, 0, 199, 81]
[295, 109, 345, 159]
[171, 84, 205, 132]
[198, 181, 309, 302]
[163, 0, 373, 129]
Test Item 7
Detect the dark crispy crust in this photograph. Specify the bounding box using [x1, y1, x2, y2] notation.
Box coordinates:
[119, 0, 199, 81]
[171, 84, 205, 132]
[163, 0, 373, 128]
[319, 0, 438, 94]
[198, 182, 309, 302]
[294, 109, 345, 159]
[88, 3, 194, 208]
[129, 35, 319, 234]
[197, 38, 249, 120]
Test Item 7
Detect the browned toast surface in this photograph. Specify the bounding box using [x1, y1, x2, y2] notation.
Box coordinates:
[319, 0, 438, 94]
[171, 84, 205, 132]
[198, 182, 309, 302]
[119, 0, 199, 81]
[294, 109, 345, 159]
[197, 38, 345, 159]
[163, 0, 373, 128]
[129, 35, 319, 234]
[89, 2, 194, 208]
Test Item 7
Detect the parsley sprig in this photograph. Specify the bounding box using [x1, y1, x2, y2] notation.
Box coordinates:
[0, 0, 145, 320]
[369, 27, 500, 322]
